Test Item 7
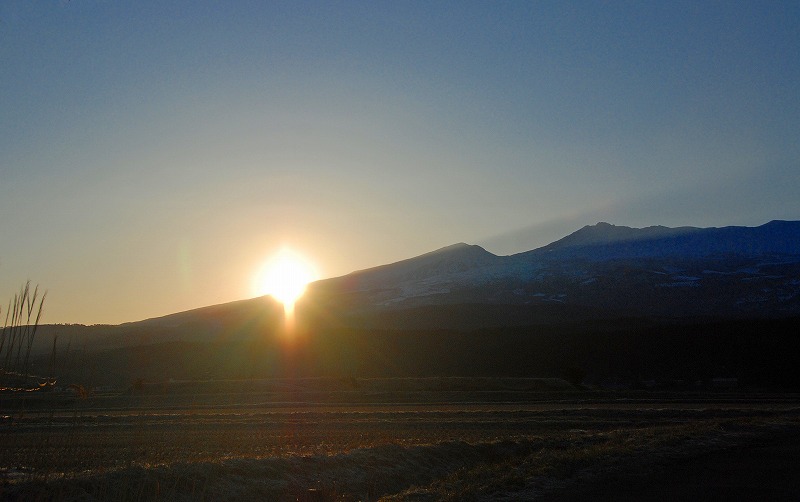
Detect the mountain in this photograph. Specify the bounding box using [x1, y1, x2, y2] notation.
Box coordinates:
[529, 220, 800, 260]
[310, 243, 505, 310]
[306, 220, 800, 321]
[534, 221, 702, 251]
[25, 220, 800, 388]
[38, 219, 800, 339]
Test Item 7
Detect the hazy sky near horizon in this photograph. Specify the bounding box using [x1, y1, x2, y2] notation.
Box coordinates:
[2, 1, 799, 324]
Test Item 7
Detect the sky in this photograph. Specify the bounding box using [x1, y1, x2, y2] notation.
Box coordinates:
[1, 1, 799, 324]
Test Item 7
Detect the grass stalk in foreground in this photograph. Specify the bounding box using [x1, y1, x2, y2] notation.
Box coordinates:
[0, 281, 47, 402]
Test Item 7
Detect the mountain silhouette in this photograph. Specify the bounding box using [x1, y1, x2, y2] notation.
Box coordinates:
[29, 220, 800, 388]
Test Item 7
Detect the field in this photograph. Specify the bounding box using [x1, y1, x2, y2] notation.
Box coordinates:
[2, 379, 800, 501]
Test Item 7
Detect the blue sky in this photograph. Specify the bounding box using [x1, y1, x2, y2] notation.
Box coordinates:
[1, 1, 799, 323]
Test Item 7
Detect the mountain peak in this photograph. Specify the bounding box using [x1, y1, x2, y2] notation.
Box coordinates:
[432, 242, 473, 252]
[380, 242, 497, 274]
[763, 219, 799, 229]
[544, 221, 712, 252]
[527, 220, 800, 260]
[542, 222, 645, 250]
[429, 242, 492, 257]
[329, 242, 499, 297]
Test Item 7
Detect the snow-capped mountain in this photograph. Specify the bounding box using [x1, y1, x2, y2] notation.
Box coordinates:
[527, 220, 800, 260]
[309, 220, 800, 319]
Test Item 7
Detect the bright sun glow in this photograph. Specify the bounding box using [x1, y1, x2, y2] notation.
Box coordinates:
[254, 249, 318, 309]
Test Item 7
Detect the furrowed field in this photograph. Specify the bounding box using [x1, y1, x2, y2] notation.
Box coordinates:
[2, 379, 800, 501]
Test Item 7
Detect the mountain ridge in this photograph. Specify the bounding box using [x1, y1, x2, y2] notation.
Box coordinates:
[26, 219, 800, 387]
[43, 220, 800, 332]
[523, 220, 800, 259]
[531, 221, 702, 252]
[307, 219, 800, 319]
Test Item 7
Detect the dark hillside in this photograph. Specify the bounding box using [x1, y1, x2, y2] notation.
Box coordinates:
[32, 314, 800, 391]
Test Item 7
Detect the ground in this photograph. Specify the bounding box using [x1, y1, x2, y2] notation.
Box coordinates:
[1, 382, 799, 500]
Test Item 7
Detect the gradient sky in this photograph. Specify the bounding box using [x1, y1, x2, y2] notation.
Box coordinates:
[2, 1, 799, 324]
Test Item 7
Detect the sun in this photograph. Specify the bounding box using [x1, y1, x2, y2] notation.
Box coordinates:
[254, 248, 318, 310]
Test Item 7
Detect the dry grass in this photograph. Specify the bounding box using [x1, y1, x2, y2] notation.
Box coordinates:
[2, 400, 799, 501]
[0, 282, 47, 394]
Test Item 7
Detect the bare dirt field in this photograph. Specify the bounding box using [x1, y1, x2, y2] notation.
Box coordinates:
[2, 384, 799, 500]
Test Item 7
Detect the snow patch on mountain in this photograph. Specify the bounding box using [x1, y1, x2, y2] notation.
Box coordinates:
[312, 219, 800, 316]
